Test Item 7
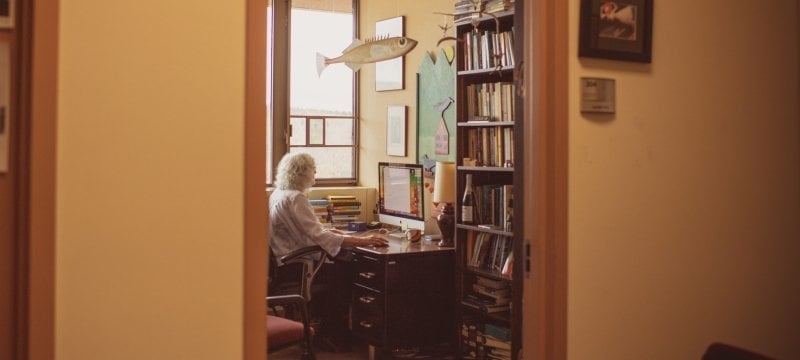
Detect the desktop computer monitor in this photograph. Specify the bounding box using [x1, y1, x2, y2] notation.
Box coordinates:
[377, 162, 425, 232]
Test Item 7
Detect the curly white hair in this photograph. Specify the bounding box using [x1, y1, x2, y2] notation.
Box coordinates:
[275, 152, 316, 191]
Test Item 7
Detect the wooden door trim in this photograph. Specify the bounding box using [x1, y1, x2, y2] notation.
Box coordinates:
[25, 0, 59, 359]
[522, 0, 568, 359]
[244, 0, 267, 358]
[14, 0, 33, 358]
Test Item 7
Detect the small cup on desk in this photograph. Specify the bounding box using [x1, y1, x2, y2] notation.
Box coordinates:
[405, 229, 421, 243]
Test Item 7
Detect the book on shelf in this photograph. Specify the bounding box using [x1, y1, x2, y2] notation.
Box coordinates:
[475, 275, 506, 289]
[326, 195, 356, 200]
[472, 283, 510, 298]
[328, 209, 361, 215]
[468, 232, 512, 272]
[464, 82, 515, 122]
[477, 334, 512, 351]
[467, 291, 510, 306]
[472, 184, 513, 227]
[484, 323, 511, 341]
[462, 293, 510, 313]
[464, 127, 514, 168]
[486, 350, 512, 360]
[500, 250, 513, 278]
[461, 28, 515, 71]
[460, 316, 485, 359]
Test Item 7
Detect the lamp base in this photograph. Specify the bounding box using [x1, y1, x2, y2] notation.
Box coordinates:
[436, 203, 455, 247]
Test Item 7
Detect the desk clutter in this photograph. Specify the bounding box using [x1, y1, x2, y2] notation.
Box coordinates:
[309, 195, 365, 229]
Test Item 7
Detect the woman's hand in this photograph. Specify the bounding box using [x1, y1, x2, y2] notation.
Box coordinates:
[358, 235, 389, 247]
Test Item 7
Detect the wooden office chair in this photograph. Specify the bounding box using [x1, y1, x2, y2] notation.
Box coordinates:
[266, 295, 314, 358]
[702, 342, 775, 360]
[267, 245, 329, 359]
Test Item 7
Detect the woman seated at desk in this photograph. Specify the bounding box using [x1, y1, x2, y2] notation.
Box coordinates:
[269, 152, 388, 351]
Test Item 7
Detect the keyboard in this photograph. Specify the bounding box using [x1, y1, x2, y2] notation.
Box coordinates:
[385, 231, 407, 241]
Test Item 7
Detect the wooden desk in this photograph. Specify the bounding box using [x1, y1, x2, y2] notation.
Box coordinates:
[349, 238, 455, 353]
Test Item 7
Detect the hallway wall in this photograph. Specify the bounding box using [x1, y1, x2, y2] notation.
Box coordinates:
[567, 1, 800, 359]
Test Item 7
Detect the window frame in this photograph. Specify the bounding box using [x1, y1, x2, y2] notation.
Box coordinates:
[267, 0, 360, 187]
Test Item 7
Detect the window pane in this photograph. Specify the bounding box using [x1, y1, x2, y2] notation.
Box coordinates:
[289, 117, 306, 146]
[309, 118, 324, 145]
[291, 147, 353, 179]
[290, 10, 354, 117]
[283, 3, 356, 182]
[325, 118, 354, 145]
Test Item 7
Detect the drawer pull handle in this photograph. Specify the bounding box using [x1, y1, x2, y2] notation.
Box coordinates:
[359, 321, 373, 329]
[359, 272, 375, 279]
[359, 296, 375, 304]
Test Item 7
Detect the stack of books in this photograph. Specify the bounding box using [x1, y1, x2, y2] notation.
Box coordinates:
[454, 0, 514, 23]
[460, 317, 484, 359]
[483, 0, 514, 14]
[461, 275, 511, 314]
[478, 323, 512, 359]
[454, 0, 481, 23]
[460, 318, 512, 359]
[309, 198, 330, 224]
[326, 195, 362, 229]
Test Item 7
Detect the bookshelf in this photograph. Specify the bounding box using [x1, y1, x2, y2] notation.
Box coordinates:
[454, 2, 522, 359]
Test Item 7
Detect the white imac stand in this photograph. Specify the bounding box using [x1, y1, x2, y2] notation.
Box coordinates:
[378, 214, 425, 233]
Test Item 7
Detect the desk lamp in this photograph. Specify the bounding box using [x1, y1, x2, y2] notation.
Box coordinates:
[433, 161, 456, 247]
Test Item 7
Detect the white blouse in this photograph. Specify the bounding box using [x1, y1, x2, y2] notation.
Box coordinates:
[269, 189, 344, 264]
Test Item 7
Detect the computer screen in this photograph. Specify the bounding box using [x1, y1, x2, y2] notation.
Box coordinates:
[377, 162, 425, 231]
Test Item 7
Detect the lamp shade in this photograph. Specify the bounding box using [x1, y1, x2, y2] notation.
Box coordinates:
[433, 161, 456, 203]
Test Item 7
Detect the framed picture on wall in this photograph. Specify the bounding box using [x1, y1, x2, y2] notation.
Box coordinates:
[0, 0, 13, 29]
[375, 16, 404, 91]
[579, 0, 653, 63]
[386, 105, 406, 156]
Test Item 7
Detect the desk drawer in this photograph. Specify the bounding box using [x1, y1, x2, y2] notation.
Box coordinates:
[351, 284, 384, 344]
[352, 253, 384, 291]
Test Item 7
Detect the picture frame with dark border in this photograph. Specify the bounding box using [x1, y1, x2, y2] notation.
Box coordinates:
[579, 0, 653, 63]
[0, 0, 13, 29]
[386, 105, 407, 156]
[375, 16, 405, 91]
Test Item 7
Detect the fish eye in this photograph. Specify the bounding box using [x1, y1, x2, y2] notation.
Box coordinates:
[399, 38, 406, 46]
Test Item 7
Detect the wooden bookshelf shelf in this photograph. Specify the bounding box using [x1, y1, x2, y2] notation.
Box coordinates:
[454, 3, 522, 359]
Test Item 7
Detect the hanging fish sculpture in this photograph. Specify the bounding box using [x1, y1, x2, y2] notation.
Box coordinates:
[316, 35, 418, 76]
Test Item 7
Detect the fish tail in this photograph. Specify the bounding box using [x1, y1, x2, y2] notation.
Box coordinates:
[316, 53, 328, 77]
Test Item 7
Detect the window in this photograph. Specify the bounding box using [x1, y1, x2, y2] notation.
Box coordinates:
[267, 0, 358, 185]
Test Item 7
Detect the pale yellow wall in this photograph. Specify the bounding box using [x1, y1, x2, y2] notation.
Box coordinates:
[358, 0, 453, 188]
[568, 1, 800, 359]
[57, 1, 247, 359]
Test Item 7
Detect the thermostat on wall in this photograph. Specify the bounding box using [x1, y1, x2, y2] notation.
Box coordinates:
[580, 77, 615, 114]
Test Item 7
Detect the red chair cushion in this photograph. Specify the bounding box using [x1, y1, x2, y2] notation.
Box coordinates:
[266, 315, 313, 350]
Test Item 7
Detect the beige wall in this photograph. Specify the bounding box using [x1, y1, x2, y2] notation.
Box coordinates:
[568, 1, 800, 359]
[358, 0, 452, 188]
[56, 1, 247, 359]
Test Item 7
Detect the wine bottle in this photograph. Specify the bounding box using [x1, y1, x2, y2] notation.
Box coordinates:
[461, 174, 475, 224]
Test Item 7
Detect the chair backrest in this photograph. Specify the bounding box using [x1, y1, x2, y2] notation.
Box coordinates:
[269, 245, 328, 303]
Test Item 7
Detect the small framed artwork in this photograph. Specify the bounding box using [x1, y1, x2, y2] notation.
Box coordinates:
[0, 0, 13, 29]
[386, 105, 406, 156]
[579, 0, 653, 63]
[375, 16, 404, 91]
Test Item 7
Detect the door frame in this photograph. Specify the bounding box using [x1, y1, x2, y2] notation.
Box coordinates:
[521, 0, 569, 359]
[21, 0, 568, 359]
